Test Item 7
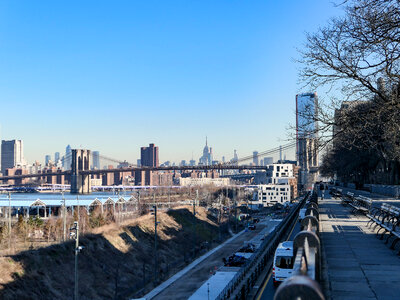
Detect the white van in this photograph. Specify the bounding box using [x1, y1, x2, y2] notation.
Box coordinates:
[299, 208, 307, 222]
[273, 241, 294, 287]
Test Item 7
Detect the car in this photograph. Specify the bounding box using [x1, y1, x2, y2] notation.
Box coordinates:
[248, 224, 256, 230]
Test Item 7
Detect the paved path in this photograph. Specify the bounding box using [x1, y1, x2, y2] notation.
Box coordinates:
[320, 190, 400, 300]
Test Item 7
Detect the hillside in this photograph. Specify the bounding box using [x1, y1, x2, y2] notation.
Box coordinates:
[0, 206, 227, 300]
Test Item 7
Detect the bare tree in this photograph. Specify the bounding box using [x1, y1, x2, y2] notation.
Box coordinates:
[296, 0, 400, 183]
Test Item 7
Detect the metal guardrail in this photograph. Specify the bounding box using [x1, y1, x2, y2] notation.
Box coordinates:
[215, 192, 310, 300]
[274, 191, 325, 300]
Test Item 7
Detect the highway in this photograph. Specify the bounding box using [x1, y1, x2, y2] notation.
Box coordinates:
[254, 206, 303, 299]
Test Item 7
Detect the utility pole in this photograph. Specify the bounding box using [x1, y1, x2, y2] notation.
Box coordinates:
[70, 221, 83, 300]
[62, 191, 66, 242]
[8, 192, 11, 250]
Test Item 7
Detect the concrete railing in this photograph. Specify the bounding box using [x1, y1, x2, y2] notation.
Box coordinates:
[215, 193, 310, 300]
[364, 184, 400, 198]
[274, 191, 325, 300]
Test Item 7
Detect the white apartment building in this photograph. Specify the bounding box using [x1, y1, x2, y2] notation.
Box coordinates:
[266, 164, 294, 178]
[252, 163, 296, 207]
[256, 184, 291, 206]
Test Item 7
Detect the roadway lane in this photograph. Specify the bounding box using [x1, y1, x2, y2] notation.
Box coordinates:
[153, 217, 277, 300]
[256, 213, 302, 300]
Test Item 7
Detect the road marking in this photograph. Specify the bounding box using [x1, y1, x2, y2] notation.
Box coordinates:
[256, 271, 272, 300]
[286, 215, 299, 241]
[256, 212, 300, 299]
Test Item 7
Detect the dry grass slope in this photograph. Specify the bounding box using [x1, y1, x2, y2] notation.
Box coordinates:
[0, 206, 225, 300]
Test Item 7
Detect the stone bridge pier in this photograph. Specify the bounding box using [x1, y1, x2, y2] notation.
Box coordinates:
[71, 149, 91, 194]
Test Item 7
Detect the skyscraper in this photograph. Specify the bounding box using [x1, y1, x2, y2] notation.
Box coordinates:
[263, 157, 273, 166]
[55, 152, 60, 162]
[45, 155, 51, 165]
[92, 151, 100, 169]
[1, 140, 26, 174]
[231, 149, 238, 165]
[253, 151, 259, 166]
[141, 143, 159, 167]
[63, 145, 72, 170]
[296, 93, 319, 188]
[199, 137, 212, 165]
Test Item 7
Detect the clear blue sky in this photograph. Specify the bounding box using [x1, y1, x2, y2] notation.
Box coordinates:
[0, 0, 342, 165]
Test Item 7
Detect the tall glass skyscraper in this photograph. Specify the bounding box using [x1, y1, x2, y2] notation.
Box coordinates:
[1, 140, 26, 174]
[92, 151, 100, 169]
[296, 93, 319, 189]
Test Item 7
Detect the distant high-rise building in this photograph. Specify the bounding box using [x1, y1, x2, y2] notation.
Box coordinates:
[161, 161, 170, 167]
[230, 149, 239, 165]
[137, 159, 141, 167]
[1, 140, 26, 174]
[189, 159, 196, 166]
[55, 152, 60, 162]
[222, 156, 225, 163]
[63, 144, 72, 170]
[199, 137, 212, 166]
[180, 160, 187, 166]
[263, 157, 273, 166]
[296, 93, 319, 188]
[92, 151, 100, 169]
[45, 155, 51, 165]
[253, 151, 259, 166]
[141, 143, 159, 167]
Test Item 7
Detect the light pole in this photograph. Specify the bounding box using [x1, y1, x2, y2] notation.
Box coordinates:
[193, 190, 198, 255]
[62, 191, 66, 242]
[152, 204, 160, 283]
[235, 188, 238, 233]
[70, 221, 83, 300]
[8, 192, 11, 250]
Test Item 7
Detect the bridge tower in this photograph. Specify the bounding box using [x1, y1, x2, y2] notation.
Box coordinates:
[71, 149, 91, 194]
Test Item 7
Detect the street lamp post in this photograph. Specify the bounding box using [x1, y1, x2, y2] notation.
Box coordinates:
[62, 191, 66, 242]
[70, 221, 83, 300]
[8, 192, 11, 250]
[152, 204, 160, 283]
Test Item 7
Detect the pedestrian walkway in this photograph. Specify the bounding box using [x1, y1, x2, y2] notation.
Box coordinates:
[320, 191, 400, 300]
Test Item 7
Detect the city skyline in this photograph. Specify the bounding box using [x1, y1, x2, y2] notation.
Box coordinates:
[0, 1, 340, 163]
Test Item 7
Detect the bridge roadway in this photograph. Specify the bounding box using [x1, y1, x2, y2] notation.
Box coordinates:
[320, 189, 400, 300]
[146, 217, 278, 300]
[0, 165, 266, 181]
